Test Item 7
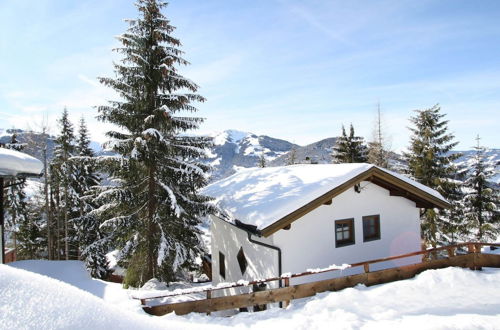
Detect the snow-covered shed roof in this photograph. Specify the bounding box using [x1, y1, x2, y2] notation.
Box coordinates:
[0, 148, 43, 177]
[203, 163, 449, 237]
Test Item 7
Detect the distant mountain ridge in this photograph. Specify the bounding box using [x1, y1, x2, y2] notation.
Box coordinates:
[1, 128, 498, 183]
[206, 130, 298, 180]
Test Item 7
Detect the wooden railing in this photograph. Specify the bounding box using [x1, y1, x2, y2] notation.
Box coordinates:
[136, 242, 500, 316]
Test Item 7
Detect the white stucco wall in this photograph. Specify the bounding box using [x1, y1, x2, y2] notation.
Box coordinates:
[273, 181, 422, 285]
[210, 215, 279, 297]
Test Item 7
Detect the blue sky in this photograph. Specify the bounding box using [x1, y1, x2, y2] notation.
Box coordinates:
[1, 0, 499, 150]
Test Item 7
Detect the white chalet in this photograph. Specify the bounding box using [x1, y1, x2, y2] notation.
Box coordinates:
[204, 164, 448, 296]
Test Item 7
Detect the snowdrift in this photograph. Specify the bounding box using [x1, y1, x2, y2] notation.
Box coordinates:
[2, 260, 500, 329]
[0, 264, 218, 330]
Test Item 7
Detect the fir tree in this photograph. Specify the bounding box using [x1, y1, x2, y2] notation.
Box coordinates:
[51, 108, 79, 259]
[404, 104, 462, 247]
[72, 117, 108, 278]
[16, 183, 47, 259]
[332, 124, 368, 163]
[97, 0, 214, 286]
[259, 153, 266, 168]
[463, 136, 499, 242]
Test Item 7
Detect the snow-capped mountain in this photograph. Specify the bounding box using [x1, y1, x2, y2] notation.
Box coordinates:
[0, 128, 103, 161]
[206, 130, 297, 180]
[269, 137, 337, 166]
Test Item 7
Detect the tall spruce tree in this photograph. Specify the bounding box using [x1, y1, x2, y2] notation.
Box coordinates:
[462, 136, 499, 241]
[97, 0, 214, 286]
[332, 124, 368, 163]
[52, 108, 79, 259]
[404, 104, 461, 247]
[72, 117, 108, 278]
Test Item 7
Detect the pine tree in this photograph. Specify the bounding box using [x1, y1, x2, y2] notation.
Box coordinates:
[72, 117, 108, 278]
[51, 108, 79, 259]
[259, 152, 266, 168]
[16, 183, 47, 259]
[332, 124, 368, 163]
[463, 136, 499, 242]
[368, 103, 390, 168]
[404, 104, 462, 247]
[97, 0, 214, 287]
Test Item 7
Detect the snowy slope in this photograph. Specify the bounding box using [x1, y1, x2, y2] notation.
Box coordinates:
[2, 260, 500, 329]
[454, 149, 500, 184]
[270, 137, 337, 166]
[206, 130, 297, 180]
[0, 128, 102, 162]
[0, 263, 217, 330]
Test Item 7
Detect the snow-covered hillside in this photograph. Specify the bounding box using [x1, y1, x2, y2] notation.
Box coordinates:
[206, 130, 297, 180]
[2, 259, 500, 329]
[455, 149, 500, 184]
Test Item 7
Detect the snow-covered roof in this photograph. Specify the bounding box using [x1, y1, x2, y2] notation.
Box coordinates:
[203, 163, 448, 234]
[0, 148, 43, 177]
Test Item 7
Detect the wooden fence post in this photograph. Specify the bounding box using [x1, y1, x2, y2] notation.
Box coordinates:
[363, 263, 370, 273]
[206, 290, 212, 315]
[283, 278, 290, 308]
[446, 247, 455, 258]
[475, 243, 483, 271]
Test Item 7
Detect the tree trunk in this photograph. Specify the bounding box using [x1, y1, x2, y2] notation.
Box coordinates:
[64, 183, 69, 260]
[44, 149, 52, 260]
[146, 165, 157, 280]
[55, 186, 61, 260]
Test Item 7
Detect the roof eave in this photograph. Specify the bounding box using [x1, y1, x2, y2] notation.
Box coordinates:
[261, 167, 449, 237]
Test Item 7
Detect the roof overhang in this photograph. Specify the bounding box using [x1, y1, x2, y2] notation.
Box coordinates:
[260, 167, 450, 237]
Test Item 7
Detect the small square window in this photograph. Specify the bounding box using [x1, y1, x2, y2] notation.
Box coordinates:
[363, 215, 381, 242]
[237, 247, 248, 275]
[335, 218, 355, 247]
[219, 251, 226, 279]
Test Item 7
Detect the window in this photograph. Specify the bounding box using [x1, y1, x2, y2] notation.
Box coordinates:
[237, 247, 248, 275]
[335, 218, 355, 247]
[219, 251, 226, 279]
[363, 215, 381, 242]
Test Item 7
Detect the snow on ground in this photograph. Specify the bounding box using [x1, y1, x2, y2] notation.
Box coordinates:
[176, 267, 500, 330]
[0, 263, 220, 330]
[2, 260, 500, 329]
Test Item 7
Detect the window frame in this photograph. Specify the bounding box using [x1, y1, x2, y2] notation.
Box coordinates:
[219, 251, 226, 279]
[334, 218, 355, 248]
[237, 247, 248, 275]
[362, 214, 381, 242]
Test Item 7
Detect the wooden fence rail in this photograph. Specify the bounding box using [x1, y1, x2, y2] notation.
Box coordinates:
[139, 242, 500, 316]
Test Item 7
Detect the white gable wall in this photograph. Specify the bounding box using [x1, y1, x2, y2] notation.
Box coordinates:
[273, 181, 421, 285]
[210, 216, 279, 297]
